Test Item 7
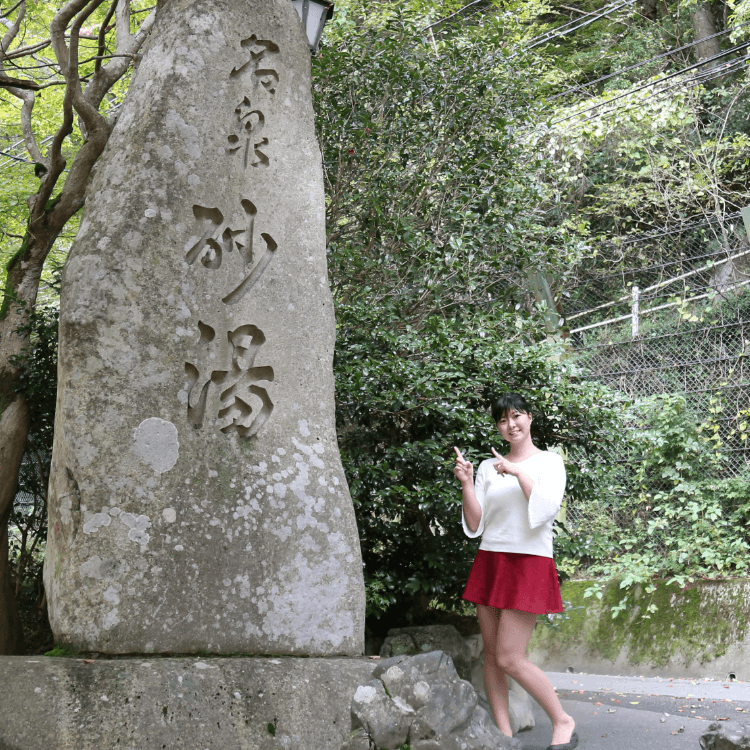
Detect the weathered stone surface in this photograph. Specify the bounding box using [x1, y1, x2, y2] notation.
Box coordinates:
[44, 0, 365, 655]
[701, 721, 750, 749]
[380, 624, 473, 680]
[0, 655, 375, 750]
[530, 579, 750, 679]
[341, 651, 522, 750]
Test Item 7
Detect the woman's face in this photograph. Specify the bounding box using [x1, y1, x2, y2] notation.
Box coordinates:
[496, 409, 533, 445]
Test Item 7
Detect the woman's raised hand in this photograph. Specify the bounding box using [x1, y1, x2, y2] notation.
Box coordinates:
[491, 447, 515, 476]
[453, 447, 473, 485]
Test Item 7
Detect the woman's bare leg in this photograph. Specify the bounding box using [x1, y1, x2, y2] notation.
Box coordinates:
[494, 607, 576, 745]
[477, 604, 512, 735]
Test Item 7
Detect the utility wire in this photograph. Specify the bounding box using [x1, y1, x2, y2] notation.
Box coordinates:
[524, 0, 638, 51]
[616, 211, 742, 245]
[550, 19, 750, 101]
[551, 39, 750, 126]
[572, 53, 749, 127]
[422, 0, 485, 31]
[0, 149, 32, 163]
[565, 52, 750, 129]
[568, 245, 746, 291]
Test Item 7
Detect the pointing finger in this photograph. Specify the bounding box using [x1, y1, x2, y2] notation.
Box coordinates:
[453, 446, 464, 461]
[491, 447, 502, 459]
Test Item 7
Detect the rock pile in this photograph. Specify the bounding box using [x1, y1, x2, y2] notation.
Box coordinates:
[701, 720, 750, 749]
[340, 651, 522, 750]
[381, 624, 473, 680]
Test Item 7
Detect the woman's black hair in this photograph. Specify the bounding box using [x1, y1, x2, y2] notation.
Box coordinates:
[491, 392, 532, 424]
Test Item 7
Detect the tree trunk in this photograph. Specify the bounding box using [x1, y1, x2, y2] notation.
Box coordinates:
[0, 397, 29, 654]
[691, 3, 721, 67]
[0, 220, 59, 654]
[641, 0, 658, 21]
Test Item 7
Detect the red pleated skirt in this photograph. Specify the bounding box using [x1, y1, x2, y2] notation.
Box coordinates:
[462, 550, 563, 614]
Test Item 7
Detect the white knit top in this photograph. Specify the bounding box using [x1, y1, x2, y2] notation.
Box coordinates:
[461, 450, 566, 559]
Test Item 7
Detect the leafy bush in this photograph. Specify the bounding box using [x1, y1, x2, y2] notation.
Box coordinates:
[584, 394, 750, 604]
[335, 305, 624, 621]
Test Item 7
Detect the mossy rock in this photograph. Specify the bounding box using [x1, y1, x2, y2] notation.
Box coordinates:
[531, 579, 750, 670]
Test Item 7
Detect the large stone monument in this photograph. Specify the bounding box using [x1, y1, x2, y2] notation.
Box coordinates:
[44, 0, 365, 655]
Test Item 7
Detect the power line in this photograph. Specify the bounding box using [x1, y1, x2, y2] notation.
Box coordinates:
[616, 211, 742, 245]
[422, 0, 486, 31]
[550, 19, 750, 101]
[524, 0, 638, 51]
[0, 149, 32, 163]
[551, 39, 750, 126]
[568, 53, 750, 128]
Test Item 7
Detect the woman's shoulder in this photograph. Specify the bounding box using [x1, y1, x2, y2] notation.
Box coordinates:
[529, 449, 565, 466]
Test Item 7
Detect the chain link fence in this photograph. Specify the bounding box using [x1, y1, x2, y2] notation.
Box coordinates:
[560, 211, 750, 536]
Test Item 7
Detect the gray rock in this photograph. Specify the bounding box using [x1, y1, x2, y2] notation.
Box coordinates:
[381, 625, 473, 680]
[380, 633, 418, 658]
[344, 651, 520, 750]
[340, 728, 373, 750]
[374, 650, 460, 683]
[417, 677, 477, 735]
[444, 705, 524, 750]
[44, 0, 365, 655]
[350, 680, 412, 749]
[701, 721, 750, 749]
[465, 632, 484, 661]
[0, 655, 376, 750]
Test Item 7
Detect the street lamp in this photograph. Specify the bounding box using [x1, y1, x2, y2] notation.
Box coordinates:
[291, 0, 334, 53]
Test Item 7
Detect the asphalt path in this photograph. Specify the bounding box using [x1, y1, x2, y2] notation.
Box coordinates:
[515, 672, 750, 750]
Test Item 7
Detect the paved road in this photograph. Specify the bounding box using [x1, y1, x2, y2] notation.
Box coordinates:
[516, 672, 750, 750]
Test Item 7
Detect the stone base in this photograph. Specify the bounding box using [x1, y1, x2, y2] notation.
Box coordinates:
[0, 655, 376, 750]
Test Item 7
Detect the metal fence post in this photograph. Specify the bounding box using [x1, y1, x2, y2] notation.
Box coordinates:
[631, 285, 640, 338]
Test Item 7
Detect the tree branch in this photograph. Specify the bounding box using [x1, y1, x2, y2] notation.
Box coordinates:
[0, 0, 24, 56]
[2, 38, 50, 61]
[0, 72, 40, 89]
[10, 88, 45, 165]
[0, 0, 25, 21]
[95, 0, 117, 73]
[85, 0, 156, 108]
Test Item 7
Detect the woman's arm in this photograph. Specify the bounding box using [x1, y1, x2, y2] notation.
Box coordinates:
[454, 447, 482, 533]
[491, 448, 535, 500]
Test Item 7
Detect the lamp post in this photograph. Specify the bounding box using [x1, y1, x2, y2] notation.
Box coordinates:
[291, 0, 334, 53]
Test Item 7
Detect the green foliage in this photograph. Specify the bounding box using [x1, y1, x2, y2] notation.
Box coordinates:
[579, 394, 750, 604]
[44, 645, 77, 657]
[315, 4, 627, 621]
[335, 305, 623, 619]
[314, 4, 586, 323]
[7, 288, 59, 653]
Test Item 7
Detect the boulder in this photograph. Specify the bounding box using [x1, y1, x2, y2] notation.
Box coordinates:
[701, 721, 750, 749]
[341, 651, 522, 750]
[380, 624, 472, 680]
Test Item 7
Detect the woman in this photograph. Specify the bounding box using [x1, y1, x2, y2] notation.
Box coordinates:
[453, 392, 578, 750]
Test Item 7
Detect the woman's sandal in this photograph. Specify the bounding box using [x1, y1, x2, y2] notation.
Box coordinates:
[546, 730, 579, 750]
